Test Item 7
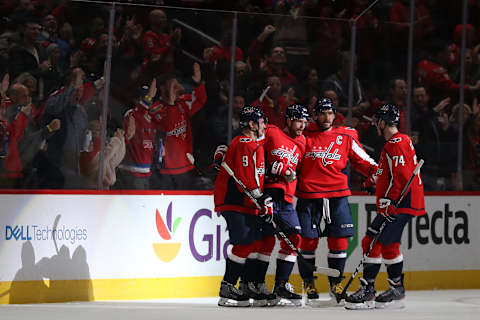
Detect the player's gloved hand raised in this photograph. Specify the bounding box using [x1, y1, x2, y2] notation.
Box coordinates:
[378, 197, 396, 222]
[212, 144, 228, 171]
[257, 194, 274, 224]
[361, 175, 376, 195]
[270, 161, 296, 183]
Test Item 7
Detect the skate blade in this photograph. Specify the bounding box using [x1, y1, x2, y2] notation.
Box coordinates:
[266, 297, 281, 307]
[277, 298, 302, 307]
[218, 297, 250, 307]
[375, 299, 405, 309]
[344, 300, 375, 310]
[250, 299, 268, 307]
[307, 298, 342, 308]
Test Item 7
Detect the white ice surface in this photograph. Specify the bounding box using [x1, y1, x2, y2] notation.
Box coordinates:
[1, 290, 479, 320]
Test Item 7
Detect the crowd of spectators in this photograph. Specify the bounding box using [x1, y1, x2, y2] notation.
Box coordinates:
[0, 0, 479, 191]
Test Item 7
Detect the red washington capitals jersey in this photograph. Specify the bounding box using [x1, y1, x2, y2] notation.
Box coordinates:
[376, 132, 425, 216]
[121, 103, 157, 177]
[296, 129, 377, 198]
[151, 83, 207, 175]
[262, 124, 305, 203]
[214, 134, 265, 215]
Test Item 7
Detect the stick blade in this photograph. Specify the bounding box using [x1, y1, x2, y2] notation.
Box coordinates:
[186, 153, 195, 165]
[315, 267, 340, 277]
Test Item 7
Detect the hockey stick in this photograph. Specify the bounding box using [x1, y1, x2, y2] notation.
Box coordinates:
[186, 152, 205, 176]
[337, 159, 424, 302]
[259, 86, 270, 104]
[221, 161, 340, 277]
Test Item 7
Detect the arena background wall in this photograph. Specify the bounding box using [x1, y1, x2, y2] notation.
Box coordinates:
[0, 191, 478, 304]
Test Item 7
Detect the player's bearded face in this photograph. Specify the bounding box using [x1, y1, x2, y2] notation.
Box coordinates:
[316, 110, 335, 131]
[290, 119, 307, 136]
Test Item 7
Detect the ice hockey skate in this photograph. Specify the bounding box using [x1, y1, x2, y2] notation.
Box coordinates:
[218, 280, 250, 307]
[375, 276, 406, 309]
[344, 278, 376, 310]
[257, 282, 280, 307]
[303, 280, 320, 305]
[239, 281, 268, 307]
[327, 277, 346, 306]
[305, 279, 346, 308]
[274, 281, 302, 306]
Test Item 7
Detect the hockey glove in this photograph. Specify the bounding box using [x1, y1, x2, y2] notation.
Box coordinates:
[257, 194, 274, 224]
[361, 175, 376, 195]
[378, 197, 397, 222]
[270, 161, 297, 183]
[212, 144, 228, 171]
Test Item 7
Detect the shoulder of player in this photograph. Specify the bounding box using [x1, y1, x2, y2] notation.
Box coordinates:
[386, 133, 410, 146]
[231, 135, 256, 145]
[334, 126, 359, 139]
[384, 133, 412, 155]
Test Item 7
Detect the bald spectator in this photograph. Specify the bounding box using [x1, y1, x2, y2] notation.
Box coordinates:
[1, 83, 60, 188]
[141, 9, 181, 78]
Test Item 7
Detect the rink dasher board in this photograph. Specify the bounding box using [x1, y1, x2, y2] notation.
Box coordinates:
[0, 193, 478, 302]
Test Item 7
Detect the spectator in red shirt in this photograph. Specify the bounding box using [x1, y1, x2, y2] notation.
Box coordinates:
[141, 9, 181, 78]
[203, 29, 243, 64]
[416, 40, 480, 106]
[390, 0, 434, 53]
[150, 63, 207, 190]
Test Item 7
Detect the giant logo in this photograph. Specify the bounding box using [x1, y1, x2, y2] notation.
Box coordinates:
[152, 202, 182, 262]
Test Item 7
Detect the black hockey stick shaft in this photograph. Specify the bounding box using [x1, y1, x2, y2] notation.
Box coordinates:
[186, 153, 205, 176]
[338, 159, 424, 302]
[220, 162, 339, 277]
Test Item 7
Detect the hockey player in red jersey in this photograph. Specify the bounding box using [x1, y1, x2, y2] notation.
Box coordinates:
[345, 104, 426, 310]
[150, 63, 207, 189]
[212, 104, 309, 306]
[214, 106, 272, 307]
[296, 98, 378, 304]
[241, 104, 308, 307]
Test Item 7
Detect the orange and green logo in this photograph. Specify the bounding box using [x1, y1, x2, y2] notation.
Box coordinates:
[152, 202, 182, 262]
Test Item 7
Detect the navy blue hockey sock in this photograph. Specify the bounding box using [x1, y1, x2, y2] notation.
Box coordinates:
[328, 251, 346, 285]
[363, 263, 381, 283]
[386, 262, 403, 282]
[242, 258, 258, 283]
[298, 251, 315, 281]
[275, 259, 295, 282]
[256, 259, 270, 283]
[223, 258, 244, 285]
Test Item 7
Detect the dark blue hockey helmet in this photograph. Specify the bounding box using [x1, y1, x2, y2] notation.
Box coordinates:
[239, 105, 266, 128]
[374, 104, 400, 126]
[314, 97, 336, 114]
[285, 104, 309, 121]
